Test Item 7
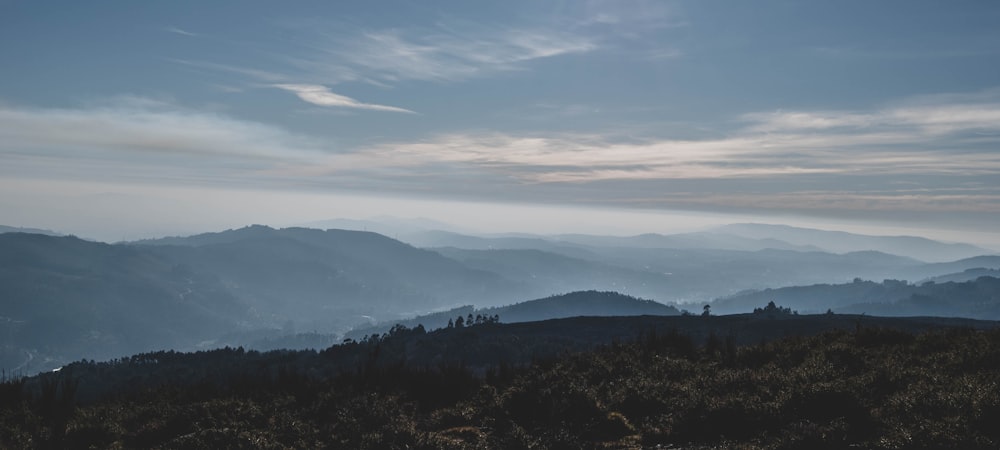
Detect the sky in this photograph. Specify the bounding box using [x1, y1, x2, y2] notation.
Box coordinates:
[1, 0, 999, 246]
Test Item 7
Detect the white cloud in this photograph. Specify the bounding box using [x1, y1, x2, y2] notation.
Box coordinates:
[744, 102, 1000, 135]
[273, 84, 415, 113]
[0, 97, 329, 184]
[164, 26, 198, 37]
[304, 24, 597, 83]
[169, 58, 289, 83]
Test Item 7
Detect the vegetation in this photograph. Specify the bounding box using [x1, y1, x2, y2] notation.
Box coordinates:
[754, 301, 796, 316]
[2, 319, 999, 449]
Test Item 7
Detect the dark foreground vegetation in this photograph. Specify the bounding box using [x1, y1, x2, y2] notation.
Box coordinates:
[2, 317, 999, 449]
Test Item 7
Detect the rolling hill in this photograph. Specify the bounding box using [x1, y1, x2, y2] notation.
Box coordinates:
[346, 290, 680, 340]
[0, 233, 253, 375]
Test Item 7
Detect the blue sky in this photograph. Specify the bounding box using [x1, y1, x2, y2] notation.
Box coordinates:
[1, 0, 999, 244]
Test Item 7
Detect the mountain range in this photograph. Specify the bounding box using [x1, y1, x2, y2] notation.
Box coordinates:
[716, 223, 993, 262]
[1, 221, 998, 375]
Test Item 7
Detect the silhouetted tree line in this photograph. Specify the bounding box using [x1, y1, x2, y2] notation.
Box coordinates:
[447, 313, 500, 328]
[753, 300, 797, 315]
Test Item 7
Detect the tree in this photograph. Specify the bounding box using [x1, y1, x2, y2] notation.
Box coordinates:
[753, 301, 794, 315]
[702, 304, 711, 317]
[455, 316, 465, 328]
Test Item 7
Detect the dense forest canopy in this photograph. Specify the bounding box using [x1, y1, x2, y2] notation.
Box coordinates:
[2, 318, 999, 449]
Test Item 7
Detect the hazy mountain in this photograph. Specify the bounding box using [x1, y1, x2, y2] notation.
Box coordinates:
[405, 227, 997, 303]
[410, 231, 951, 303]
[712, 276, 1000, 318]
[433, 247, 675, 301]
[922, 268, 1000, 284]
[0, 233, 253, 375]
[6, 223, 997, 375]
[718, 223, 994, 262]
[0, 227, 526, 374]
[401, 230, 576, 252]
[911, 256, 1000, 279]
[554, 246, 926, 302]
[298, 216, 462, 238]
[552, 232, 822, 252]
[135, 226, 523, 326]
[406, 229, 824, 254]
[0, 225, 60, 236]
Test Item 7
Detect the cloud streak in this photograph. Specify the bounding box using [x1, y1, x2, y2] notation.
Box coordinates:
[273, 84, 415, 113]
[297, 25, 598, 84]
[164, 26, 198, 37]
[0, 97, 329, 186]
[173, 19, 599, 88]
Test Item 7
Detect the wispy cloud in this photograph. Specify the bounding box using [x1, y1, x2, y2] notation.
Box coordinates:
[273, 84, 415, 113]
[169, 19, 598, 109]
[168, 58, 289, 83]
[576, 0, 683, 30]
[302, 25, 598, 84]
[743, 102, 1000, 135]
[164, 26, 198, 37]
[0, 97, 328, 185]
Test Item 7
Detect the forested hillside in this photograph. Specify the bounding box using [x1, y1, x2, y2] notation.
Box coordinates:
[3, 318, 998, 449]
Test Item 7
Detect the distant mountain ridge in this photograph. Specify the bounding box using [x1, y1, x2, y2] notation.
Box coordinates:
[712, 276, 1000, 318]
[402, 229, 823, 253]
[922, 268, 1000, 284]
[717, 223, 994, 262]
[0, 225, 61, 236]
[3, 222, 997, 376]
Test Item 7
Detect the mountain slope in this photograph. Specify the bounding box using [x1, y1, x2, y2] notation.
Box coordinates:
[433, 247, 675, 301]
[136, 226, 523, 326]
[0, 233, 253, 374]
[0, 227, 524, 374]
